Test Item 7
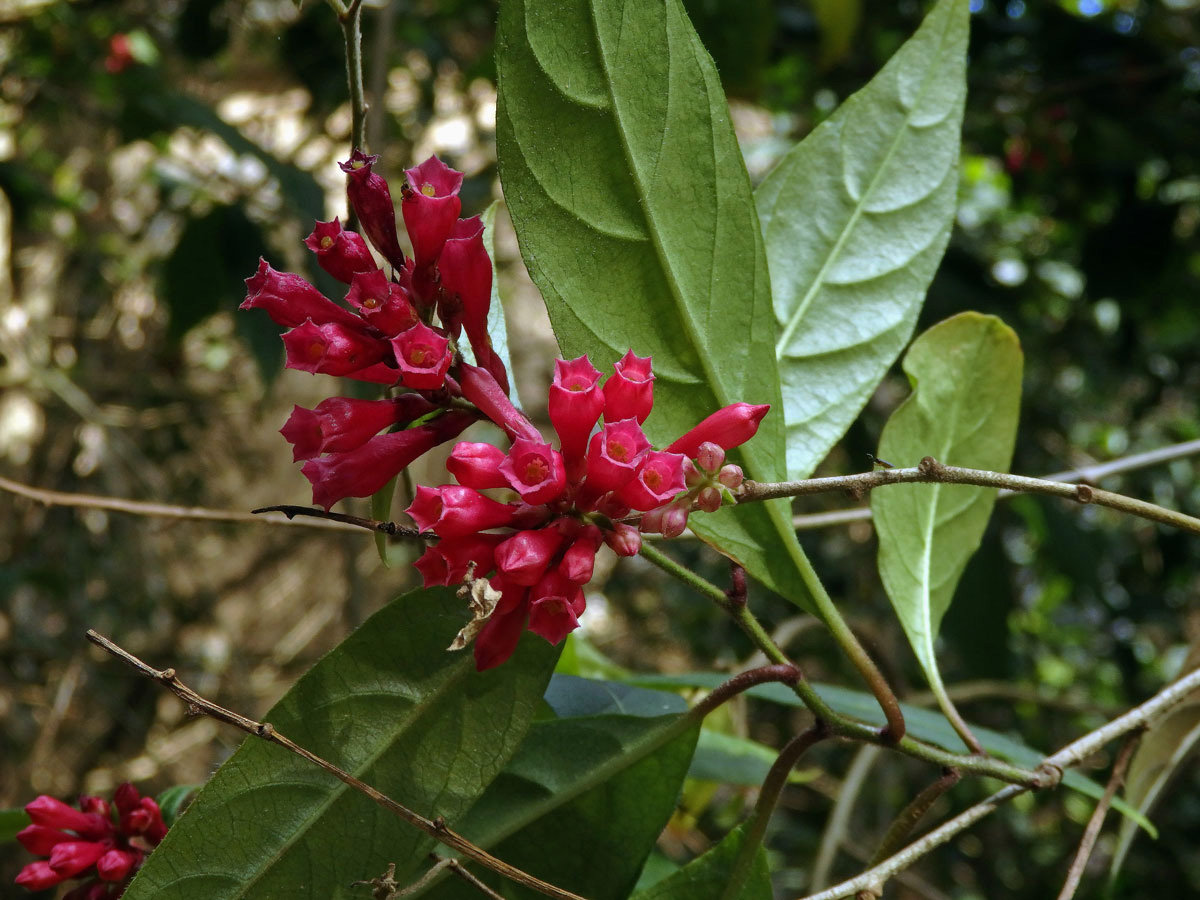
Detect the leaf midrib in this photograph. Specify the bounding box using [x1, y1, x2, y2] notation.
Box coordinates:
[773, 6, 958, 357]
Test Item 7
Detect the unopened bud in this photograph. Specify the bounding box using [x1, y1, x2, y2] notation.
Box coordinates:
[717, 464, 744, 490]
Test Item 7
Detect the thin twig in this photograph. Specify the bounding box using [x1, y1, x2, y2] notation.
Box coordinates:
[744, 457, 1200, 536]
[796, 665, 1200, 900]
[252, 504, 421, 538]
[867, 768, 960, 866]
[0, 475, 362, 532]
[85, 631, 590, 900]
[790, 439, 1200, 531]
[1054, 733, 1141, 900]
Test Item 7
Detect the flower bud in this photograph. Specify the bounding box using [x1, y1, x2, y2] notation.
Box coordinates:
[559, 525, 602, 584]
[438, 216, 489, 336]
[447, 442, 509, 490]
[304, 218, 376, 284]
[345, 269, 418, 337]
[391, 321, 452, 390]
[695, 441, 725, 474]
[473, 578, 530, 671]
[696, 485, 723, 513]
[282, 319, 388, 377]
[666, 403, 771, 459]
[340, 150, 406, 269]
[96, 847, 138, 882]
[48, 840, 108, 878]
[414, 533, 503, 587]
[658, 502, 690, 539]
[14, 861, 62, 891]
[406, 485, 516, 538]
[500, 439, 567, 505]
[495, 528, 566, 586]
[602, 350, 654, 424]
[604, 522, 641, 557]
[241, 259, 363, 330]
[527, 571, 586, 644]
[717, 464, 744, 490]
[25, 797, 109, 839]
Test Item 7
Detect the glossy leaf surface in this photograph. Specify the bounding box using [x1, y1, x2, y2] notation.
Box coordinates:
[756, 0, 968, 479]
[496, 0, 818, 610]
[124, 588, 559, 900]
[873, 313, 1022, 711]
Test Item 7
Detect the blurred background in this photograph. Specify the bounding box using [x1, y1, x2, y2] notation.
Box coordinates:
[1, 0, 1199, 896]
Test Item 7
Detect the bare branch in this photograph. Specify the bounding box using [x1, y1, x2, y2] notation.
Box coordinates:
[744, 457, 1200, 536]
[86, 631, 589, 900]
[796, 665, 1200, 900]
[1054, 733, 1140, 900]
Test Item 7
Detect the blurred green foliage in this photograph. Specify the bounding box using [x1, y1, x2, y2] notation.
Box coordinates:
[1, 0, 1198, 897]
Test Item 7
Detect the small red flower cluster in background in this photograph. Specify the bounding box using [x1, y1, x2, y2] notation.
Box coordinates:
[242, 151, 506, 510]
[15, 784, 167, 898]
[408, 353, 765, 670]
[241, 151, 769, 669]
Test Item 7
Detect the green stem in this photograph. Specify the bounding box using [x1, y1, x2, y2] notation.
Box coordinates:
[339, 0, 367, 155]
[636, 543, 1041, 786]
[720, 722, 830, 900]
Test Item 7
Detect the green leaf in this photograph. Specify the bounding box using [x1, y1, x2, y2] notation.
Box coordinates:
[155, 785, 199, 828]
[625, 672, 1156, 834]
[1109, 647, 1200, 881]
[630, 822, 772, 900]
[690, 728, 818, 786]
[756, 0, 968, 481]
[496, 0, 819, 611]
[0, 807, 29, 843]
[418, 676, 699, 900]
[124, 588, 559, 900]
[873, 313, 1023, 723]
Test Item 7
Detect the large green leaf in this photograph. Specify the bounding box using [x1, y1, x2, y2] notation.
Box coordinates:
[419, 676, 699, 900]
[630, 823, 772, 900]
[691, 728, 818, 787]
[756, 0, 968, 480]
[873, 313, 1022, 723]
[124, 588, 559, 900]
[627, 672, 1154, 833]
[496, 0, 818, 610]
[0, 807, 29, 843]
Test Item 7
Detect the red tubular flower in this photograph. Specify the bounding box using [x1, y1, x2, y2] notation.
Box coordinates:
[527, 571, 586, 645]
[16, 784, 166, 897]
[459, 362, 541, 443]
[406, 485, 516, 538]
[438, 214, 489, 326]
[304, 219, 377, 284]
[340, 150, 406, 269]
[241, 259, 363, 330]
[282, 319, 388, 377]
[345, 270, 418, 337]
[549, 356, 605, 477]
[559, 525, 602, 584]
[494, 528, 566, 586]
[602, 351, 655, 424]
[390, 322, 452, 390]
[402, 155, 463, 268]
[281, 396, 422, 462]
[414, 533, 504, 586]
[474, 578, 530, 671]
[583, 418, 651, 496]
[301, 411, 475, 510]
[500, 439, 567, 505]
[618, 450, 688, 511]
[447, 442, 510, 490]
[666, 402, 771, 459]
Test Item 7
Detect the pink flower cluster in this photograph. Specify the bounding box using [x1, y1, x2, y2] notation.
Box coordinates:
[407, 352, 765, 670]
[15, 784, 167, 898]
[242, 152, 506, 509]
